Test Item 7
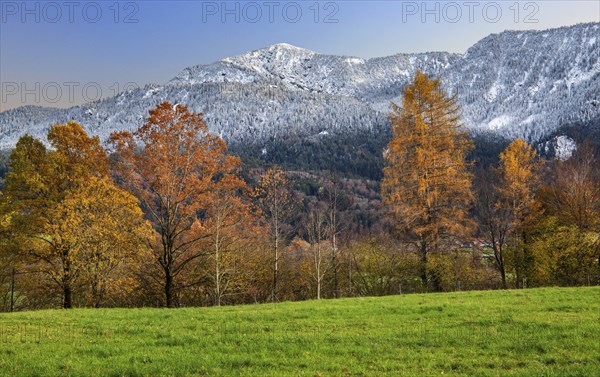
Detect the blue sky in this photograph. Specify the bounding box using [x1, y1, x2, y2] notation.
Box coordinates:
[1, 0, 599, 110]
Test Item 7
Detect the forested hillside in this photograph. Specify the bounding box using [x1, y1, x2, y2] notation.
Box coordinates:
[1, 71, 598, 311]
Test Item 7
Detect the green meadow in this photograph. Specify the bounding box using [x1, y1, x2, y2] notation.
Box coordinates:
[0, 287, 598, 376]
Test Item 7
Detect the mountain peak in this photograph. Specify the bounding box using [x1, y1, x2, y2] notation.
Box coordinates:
[267, 43, 314, 52]
[240, 42, 318, 59]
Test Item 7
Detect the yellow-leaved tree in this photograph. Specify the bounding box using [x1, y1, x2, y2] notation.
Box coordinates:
[60, 176, 152, 308]
[3, 123, 151, 308]
[382, 71, 474, 291]
[496, 138, 541, 289]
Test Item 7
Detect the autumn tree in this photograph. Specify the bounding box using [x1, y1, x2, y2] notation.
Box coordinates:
[4, 123, 148, 308]
[531, 141, 600, 285]
[305, 203, 330, 300]
[496, 139, 541, 289]
[0, 193, 21, 311]
[381, 71, 474, 291]
[67, 176, 152, 307]
[0, 141, 49, 311]
[199, 172, 260, 306]
[110, 101, 245, 307]
[475, 167, 512, 288]
[545, 141, 599, 232]
[255, 166, 295, 302]
[319, 178, 348, 298]
[528, 216, 599, 286]
[5, 128, 102, 309]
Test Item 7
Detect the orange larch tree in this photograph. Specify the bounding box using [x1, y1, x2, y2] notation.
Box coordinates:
[381, 71, 474, 291]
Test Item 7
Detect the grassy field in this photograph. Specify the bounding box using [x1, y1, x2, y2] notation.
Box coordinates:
[0, 287, 598, 376]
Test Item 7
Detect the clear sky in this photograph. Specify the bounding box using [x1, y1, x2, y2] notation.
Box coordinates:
[1, 0, 599, 110]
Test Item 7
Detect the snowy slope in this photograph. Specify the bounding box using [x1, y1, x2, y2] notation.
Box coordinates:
[169, 43, 458, 103]
[0, 23, 598, 151]
[441, 23, 600, 141]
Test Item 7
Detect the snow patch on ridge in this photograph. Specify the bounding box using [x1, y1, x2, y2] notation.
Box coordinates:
[487, 115, 512, 130]
[554, 135, 577, 160]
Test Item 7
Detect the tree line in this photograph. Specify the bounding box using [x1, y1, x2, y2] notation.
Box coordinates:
[0, 72, 598, 310]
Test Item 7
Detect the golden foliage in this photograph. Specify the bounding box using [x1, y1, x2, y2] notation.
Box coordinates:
[381, 71, 474, 289]
[382, 71, 474, 242]
[3, 122, 150, 308]
[497, 138, 541, 224]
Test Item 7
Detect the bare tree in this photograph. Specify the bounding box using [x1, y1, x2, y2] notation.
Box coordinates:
[475, 167, 511, 289]
[320, 177, 348, 298]
[306, 204, 329, 300]
[256, 166, 295, 302]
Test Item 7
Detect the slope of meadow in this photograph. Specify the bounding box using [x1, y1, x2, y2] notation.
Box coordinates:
[0, 287, 598, 376]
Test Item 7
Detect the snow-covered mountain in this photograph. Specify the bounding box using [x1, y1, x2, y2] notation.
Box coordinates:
[169, 43, 457, 107]
[1, 23, 598, 156]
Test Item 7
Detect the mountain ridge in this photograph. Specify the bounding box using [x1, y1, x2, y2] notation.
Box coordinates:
[1, 22, 598, 165]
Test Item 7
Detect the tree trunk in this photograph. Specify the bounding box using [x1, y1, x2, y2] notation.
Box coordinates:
[420, 242, 428, 289]
[215, 258, 221, 306]
[492, 243, 507, 289]
[522, 229, 529, 288]
[63, 285, 72, 309]
[514, 231, 521, 289]
[317, 275, 321, 300]
[332, 233, 339, 299]
[162, 235, 175, 308]
[92, 258, 101, 308]
[165, 270, 173, 308]
[215, 237, 221, 307]
[348, 256, 353, 297]
[92, 280, 101, 308]
[272, 246, 278, 303]
[63, 255, 73, 309]
[272, 224, 279, 303]
[316, 244, 321, 300]
[10, 268, 15, 312]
